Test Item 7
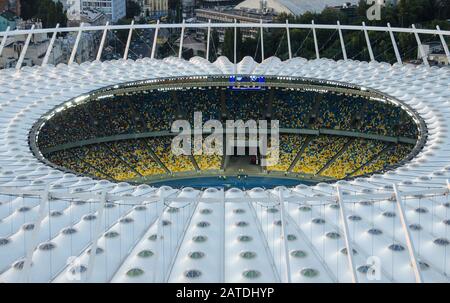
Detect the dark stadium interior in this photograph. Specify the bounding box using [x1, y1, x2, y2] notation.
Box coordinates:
[31, 77, 423, 185]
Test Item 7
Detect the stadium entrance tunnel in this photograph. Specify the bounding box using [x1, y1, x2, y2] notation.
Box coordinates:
[29, 76, 427, 188]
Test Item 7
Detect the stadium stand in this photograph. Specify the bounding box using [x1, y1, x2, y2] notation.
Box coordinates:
[267, 134, 306, 172]
[292, 135, 349, 175]
[37, 86, 418, 182]
[147, 136, 195, 173]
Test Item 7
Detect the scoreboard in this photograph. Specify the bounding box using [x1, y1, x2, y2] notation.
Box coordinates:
[228, 75, 266, 90]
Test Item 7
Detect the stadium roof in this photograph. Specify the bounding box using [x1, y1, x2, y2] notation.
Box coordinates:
[235, 0, 360, 16]
[0, 56, 450, 282]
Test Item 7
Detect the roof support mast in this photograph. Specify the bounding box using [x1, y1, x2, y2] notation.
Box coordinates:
[260, 19, 264, 61]
[151, 20, 159, 59]
[16, 24, 35, 70]
[412, 24, 429, 67]
[69, 23, 84, 65]
[0, 26, 10, 58]
[42, 24, 60, 66]
[393, 184, 423, 283]
[123, 20, 134, 60]
[206, 19, 211, 61]
[178, 19, 185, 59]
[336, 186, 358, 283]
[337, 21, 347, 60]
[387, 23, 402, 65]
[436, 25, 450, 64]
[362, 22, 374, 61]
[286, 19, 292, 60]
[312, 20, 320, 59]
[96, 22, 109, 61]
[234, 19, 237, 75]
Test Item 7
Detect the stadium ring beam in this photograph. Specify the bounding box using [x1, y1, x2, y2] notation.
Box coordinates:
[29, 74, 427, 184]
[0, 22, 450, 283]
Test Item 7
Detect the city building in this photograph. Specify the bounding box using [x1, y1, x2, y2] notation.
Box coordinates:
[0, 0, 7, 11]
[81, 0, 126, 22]
[8, 0, 20, 15]
[420, 41, 449, 66]
[60, 1, 108, 26]
[201, 0, 243, 8]
[235, 0, 359, 16]
[175, 33, 206, 57]
[142, 0, 168, 18]
[0, 18, 100, 68]
[327, 2, 359, 21]
[61, 0, 82, 21]
[0, 0, 20, 16]
[0, 19, 65, 68]
[195, 7, 274, 39]
[79, 7, 108, 25]
[0, 10, 19, 31]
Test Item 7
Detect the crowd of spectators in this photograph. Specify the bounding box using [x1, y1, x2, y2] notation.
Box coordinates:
[38, 88, 419, 150]
[267, 134, 305, 172]
[147, 137, 195, 173]
[351, 144, 412, 177]
[292, 136, 349, 175]
[38, 86, 418, 181]
[45, 134, 413, 181]
[321, 139, 386, 178]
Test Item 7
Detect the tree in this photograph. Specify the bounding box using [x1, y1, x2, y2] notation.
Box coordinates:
[126, 0, 142, 19]
[168, 0, 180, 11]
[20, 0, 67, 28]
[222, 28, 233, 61]
[208, 29, 220, 61]
[222, 26, 243, 62]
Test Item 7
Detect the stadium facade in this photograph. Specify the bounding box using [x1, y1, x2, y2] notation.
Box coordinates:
[0, 22, 450, 283]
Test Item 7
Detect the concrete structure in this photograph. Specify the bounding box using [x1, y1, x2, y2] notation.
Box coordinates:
[0, 23, 450, 283]
[143, 0, 168, 18]
[195, 7, 274, 39]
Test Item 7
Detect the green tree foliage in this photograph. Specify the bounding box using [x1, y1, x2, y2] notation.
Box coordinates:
[168, 0, 179, 11]
[226, 0, 449, 64]
[222, 27, 243, 62]
[21, 0, 67, 28]
[126, 0, 142, 19]
[208, 29, 220, 61]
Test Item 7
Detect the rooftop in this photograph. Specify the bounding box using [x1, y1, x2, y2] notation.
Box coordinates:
[235, 0, 360, 15]
[0, 10, 19, 22]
